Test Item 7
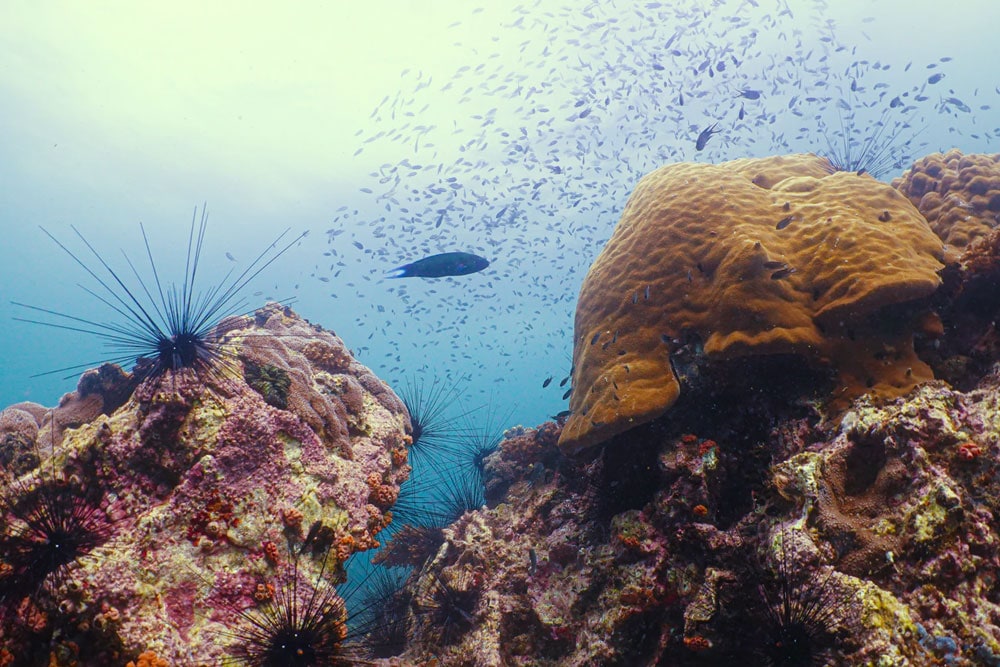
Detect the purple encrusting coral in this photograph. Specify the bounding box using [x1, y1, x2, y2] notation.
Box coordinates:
[0, 303, 409, 664]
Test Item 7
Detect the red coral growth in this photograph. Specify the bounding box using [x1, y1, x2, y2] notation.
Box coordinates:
[353, 529, 379, 552]
[125, 651, 169, 667]
[684, 635, 712, 651]
[366, 472, 399, 508]
[281, 506, 304, 530]
[956, 441, 982, 461]
[16, 597, 47, 632]
[365, 503, 390, 536]
[262, 540, 281, 566]
[186, 489, 237, 544]
[253, 582, 275, 602]
[335, 533, 356, 562]
[391, 446, 409, 467]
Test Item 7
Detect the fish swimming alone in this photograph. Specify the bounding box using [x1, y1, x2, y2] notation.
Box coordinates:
[386, 251, 490, 278]
[695, 123, 721, 151]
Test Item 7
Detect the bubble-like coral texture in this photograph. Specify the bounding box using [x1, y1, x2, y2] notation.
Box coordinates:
[892, 149, 1000, 259]
[560, 153, 946, 453]
[0, 304, 409, 664]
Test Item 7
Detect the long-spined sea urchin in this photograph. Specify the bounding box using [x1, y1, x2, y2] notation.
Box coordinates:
[12, 206, 307, 389]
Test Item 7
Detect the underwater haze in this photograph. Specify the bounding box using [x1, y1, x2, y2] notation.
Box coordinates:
[1, 0, 998, 430]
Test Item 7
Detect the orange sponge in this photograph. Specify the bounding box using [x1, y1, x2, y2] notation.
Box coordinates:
[559, 154, 945, 454]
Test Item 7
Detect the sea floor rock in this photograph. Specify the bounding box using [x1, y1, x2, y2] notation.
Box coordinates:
[0, 304, 410, 664]
[392, 367, 1000, 666]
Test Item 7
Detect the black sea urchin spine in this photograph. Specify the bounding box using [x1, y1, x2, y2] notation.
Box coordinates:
[220, 523, 388, 667]
[0, 412, 113, 620]
[397, 373, 472, 467]
[12, 206, 307, 386]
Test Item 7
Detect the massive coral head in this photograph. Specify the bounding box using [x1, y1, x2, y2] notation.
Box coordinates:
[559, 153, 946, 454]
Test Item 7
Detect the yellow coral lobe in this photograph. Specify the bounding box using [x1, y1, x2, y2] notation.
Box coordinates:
[559, 154, 945, 455]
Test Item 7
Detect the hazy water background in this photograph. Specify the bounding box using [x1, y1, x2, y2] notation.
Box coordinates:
[1, 0, 998, 432]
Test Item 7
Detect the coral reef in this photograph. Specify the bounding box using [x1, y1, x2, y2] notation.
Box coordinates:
[374, 152, 1000, 665]
[0, 303, 409, 664]
[892, 149, 1000, 259]
[391, 371, 1000, 666]
[9, 151, 1000, 665]
[559, 153, 945, 454]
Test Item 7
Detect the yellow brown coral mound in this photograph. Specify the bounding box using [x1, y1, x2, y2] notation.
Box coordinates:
[892, 149, 1000, 258]
[559, 153, 946, 454]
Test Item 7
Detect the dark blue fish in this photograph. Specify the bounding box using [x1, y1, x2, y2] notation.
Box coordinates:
[927, 73, 944, 85]
[944, 97, 970, 113]
[695, 123, 721, 151]
[386, 251, 489, 278]
[737, 88, 762, 100]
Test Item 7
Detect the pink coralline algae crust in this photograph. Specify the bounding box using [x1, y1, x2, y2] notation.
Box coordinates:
[0, 304, 409, 664]
[394, 374, 1000, 665]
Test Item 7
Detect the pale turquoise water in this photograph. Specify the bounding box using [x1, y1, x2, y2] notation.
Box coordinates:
[1, 0, 997, 436]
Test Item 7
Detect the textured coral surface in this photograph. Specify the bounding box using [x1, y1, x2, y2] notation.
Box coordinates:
[892, 149, 1000, 258]
[560, 153, 945, 453]
[380, 153, 1000, 666]
[397, 375, 1000, 666]
[0, 304, 409, 664]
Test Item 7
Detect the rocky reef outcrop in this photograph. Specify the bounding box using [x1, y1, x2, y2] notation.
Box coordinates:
[0, 304, 409, 665]
[395, 375, 1000, 665]
[382, 153, 1000, 666]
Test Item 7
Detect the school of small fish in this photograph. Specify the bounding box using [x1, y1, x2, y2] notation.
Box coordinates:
[311, 0, 994, 426]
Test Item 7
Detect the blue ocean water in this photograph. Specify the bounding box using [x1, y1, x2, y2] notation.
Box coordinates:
[0, 0, 997, 435]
